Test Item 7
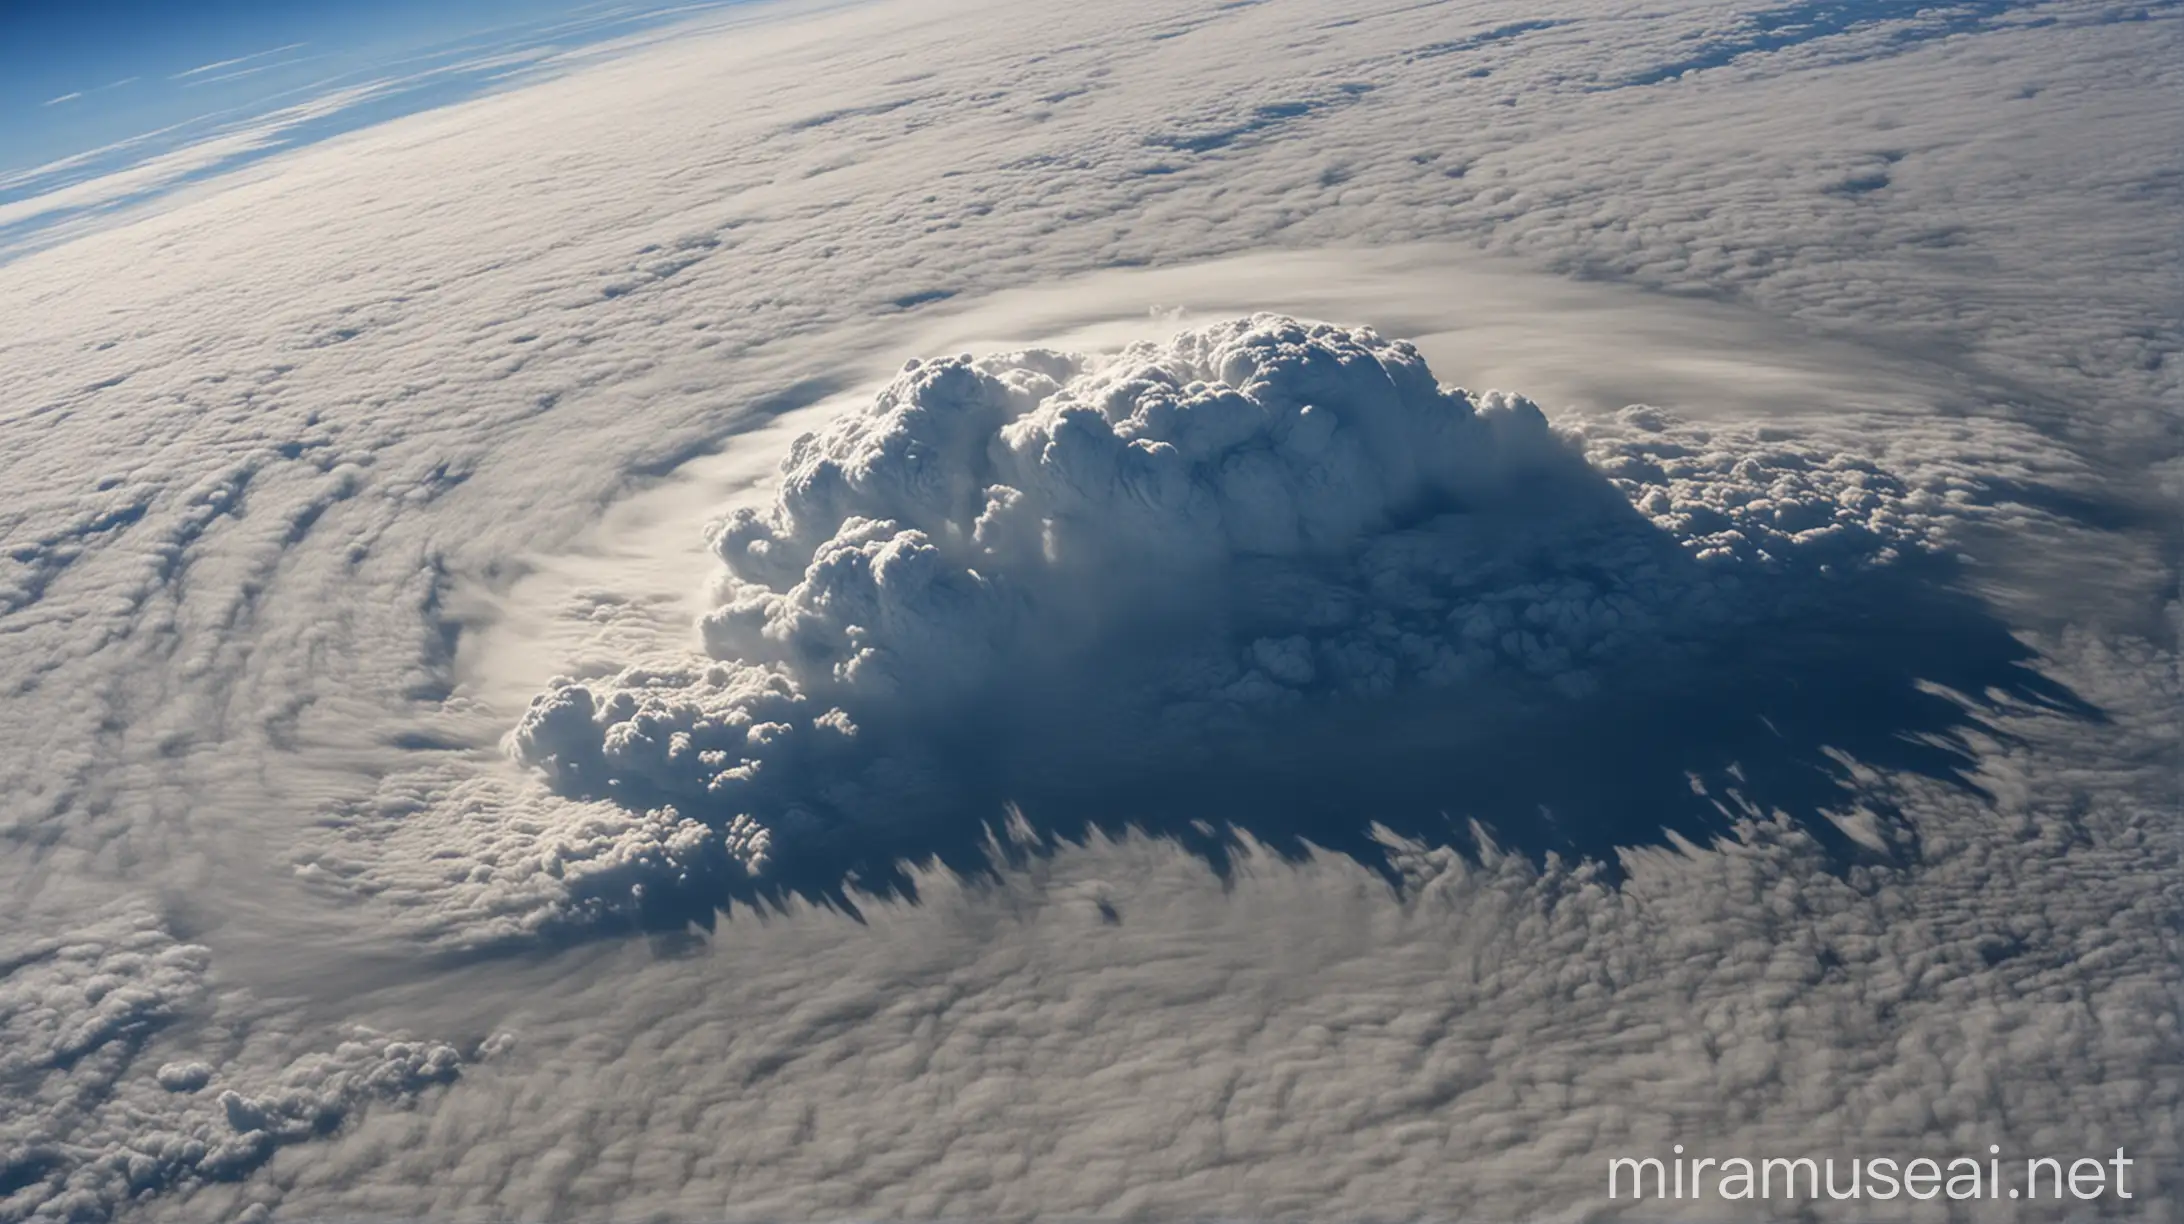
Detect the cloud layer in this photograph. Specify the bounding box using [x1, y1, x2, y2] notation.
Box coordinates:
[0, 0, 2174, 1218]
[0, 905, 475, 1223]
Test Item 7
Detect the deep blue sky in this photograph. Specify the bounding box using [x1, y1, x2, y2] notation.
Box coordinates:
[3, 0, 602, 165]
[0, 0, 749, 252]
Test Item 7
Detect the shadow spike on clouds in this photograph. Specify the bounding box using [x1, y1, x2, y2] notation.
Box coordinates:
[506, 315, 2095, 929]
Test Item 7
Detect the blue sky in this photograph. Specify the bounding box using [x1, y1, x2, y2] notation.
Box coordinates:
[6, 1, 577, 165]
[0, 0, 750, 253]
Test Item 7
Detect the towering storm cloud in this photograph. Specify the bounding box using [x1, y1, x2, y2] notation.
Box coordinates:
[508, 315, 2053, 922]
[3, 0, 2172, 1215]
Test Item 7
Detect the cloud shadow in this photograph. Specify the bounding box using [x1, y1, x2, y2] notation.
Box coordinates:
[553, 487, 2099, 935]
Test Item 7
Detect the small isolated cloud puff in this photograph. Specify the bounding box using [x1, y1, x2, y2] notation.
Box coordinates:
[507, 315, 2031, 922]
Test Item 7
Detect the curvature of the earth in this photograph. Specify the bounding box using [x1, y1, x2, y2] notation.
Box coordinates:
[0, 1, 2176, 1220]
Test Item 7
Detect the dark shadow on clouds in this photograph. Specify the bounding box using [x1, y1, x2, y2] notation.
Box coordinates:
[561, 484, 2097, 934]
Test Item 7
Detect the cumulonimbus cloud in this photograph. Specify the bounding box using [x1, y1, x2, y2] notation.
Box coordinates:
[506, 315, 2071, 925]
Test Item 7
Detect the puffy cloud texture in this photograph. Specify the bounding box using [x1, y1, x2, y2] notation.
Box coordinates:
[508, 316, 2069, 923]
[0, 0, 2173, 1216]
[0, 906, 473, 1223]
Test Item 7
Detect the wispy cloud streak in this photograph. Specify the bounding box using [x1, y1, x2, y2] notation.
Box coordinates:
[172, 41, 309, 79]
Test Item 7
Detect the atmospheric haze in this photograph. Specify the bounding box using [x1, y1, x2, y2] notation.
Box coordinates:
[0, 0, 2177, 1221]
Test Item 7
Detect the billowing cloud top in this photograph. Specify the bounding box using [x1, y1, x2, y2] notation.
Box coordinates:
[509, 315, 1987, 917]
[0, 0, 2172, 1210]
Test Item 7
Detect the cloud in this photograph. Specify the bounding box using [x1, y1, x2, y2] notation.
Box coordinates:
[180, 56, 328, 90]
[248, 658, 2184, 1222]
[0, 0, 2173, 1219]
[172, 44, 311, 80]
[0, 904, 479, 1223]
[497, 315, 2088, 928]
